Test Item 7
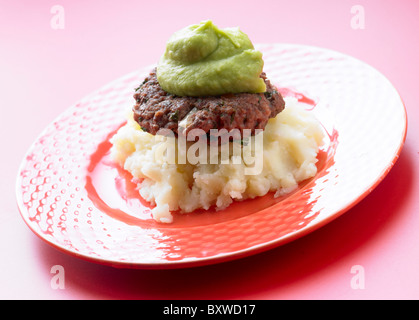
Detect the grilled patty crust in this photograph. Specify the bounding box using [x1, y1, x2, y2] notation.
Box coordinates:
[132, 68, 285, 136]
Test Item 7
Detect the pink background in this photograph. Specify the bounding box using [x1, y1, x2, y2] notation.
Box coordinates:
[1, 0, 418, 299]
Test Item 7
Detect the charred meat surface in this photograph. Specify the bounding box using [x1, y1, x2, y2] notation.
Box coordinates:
[133, 68, 285, 136]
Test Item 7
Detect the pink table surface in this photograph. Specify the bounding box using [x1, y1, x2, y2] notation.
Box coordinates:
[1, 0, 418, 300]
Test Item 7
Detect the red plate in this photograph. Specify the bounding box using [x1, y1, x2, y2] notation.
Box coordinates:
[16, 44, 407, 269]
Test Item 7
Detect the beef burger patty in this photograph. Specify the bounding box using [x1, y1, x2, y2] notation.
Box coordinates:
[132, 68, 285, 136]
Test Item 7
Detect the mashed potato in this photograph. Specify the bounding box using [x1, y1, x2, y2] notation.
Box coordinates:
[110, 97, 324, 223]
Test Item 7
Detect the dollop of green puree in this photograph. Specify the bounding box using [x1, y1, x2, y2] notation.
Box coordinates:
[157, 20, 266, 97]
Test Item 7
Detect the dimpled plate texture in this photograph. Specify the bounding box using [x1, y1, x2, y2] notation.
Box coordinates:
[16, 44, 407, 269]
